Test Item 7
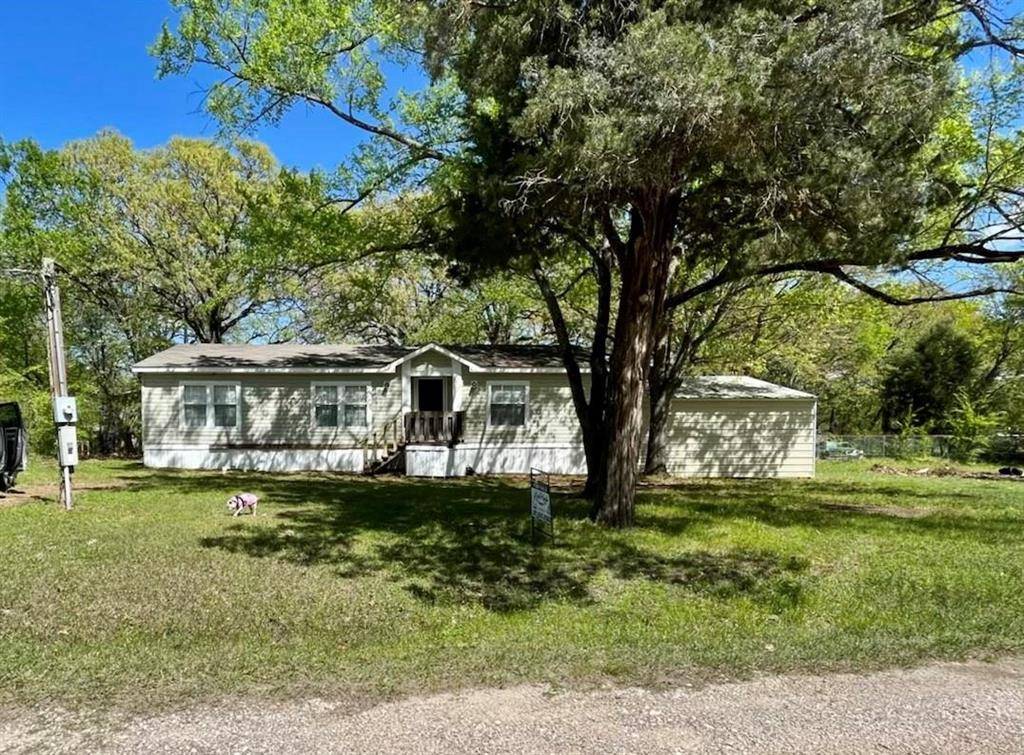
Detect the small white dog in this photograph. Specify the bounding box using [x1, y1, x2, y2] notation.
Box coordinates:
[227, 492, 259, 516]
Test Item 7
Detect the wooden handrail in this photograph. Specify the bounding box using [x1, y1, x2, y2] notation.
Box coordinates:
[403, 411, 465, 445]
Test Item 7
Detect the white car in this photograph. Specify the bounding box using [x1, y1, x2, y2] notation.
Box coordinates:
[821, 440, 864, 460]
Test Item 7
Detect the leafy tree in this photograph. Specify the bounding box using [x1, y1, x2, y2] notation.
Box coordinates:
[748, 282, 1001, 435]
[881, 322, 980, 432]
[429, 2, 1024, 525]
[1, 132, 310, 453]
[644, 275, 813, 473]
[1, 132, 296, 344]
[155, 1, 1024, 526]
[306, 250, 548, 345]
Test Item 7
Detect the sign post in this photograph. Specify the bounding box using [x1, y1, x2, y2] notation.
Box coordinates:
[529, 467, 554, 544]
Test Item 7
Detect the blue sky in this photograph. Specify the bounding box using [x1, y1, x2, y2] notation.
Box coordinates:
[3, 1, 1023, 173]
[0, 1, 387, 171]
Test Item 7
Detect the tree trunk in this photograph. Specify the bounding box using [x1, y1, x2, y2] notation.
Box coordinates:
[644, 375, 671, 475]
[533, 242, 612, 500]
[582, 244, 613, 498]
[593, 196, 678, 526]
[580, 423, 608, 498]
[595, 279, 656, 525]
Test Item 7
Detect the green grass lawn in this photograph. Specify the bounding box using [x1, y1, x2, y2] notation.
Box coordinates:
[1, 458, 1022, 709]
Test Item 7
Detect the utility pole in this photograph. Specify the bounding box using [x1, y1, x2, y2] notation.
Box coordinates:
[42, 258, 78, 511]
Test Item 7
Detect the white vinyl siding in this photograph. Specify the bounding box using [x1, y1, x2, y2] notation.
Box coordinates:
[459, 373, 584, 446]
[144, 373, 399, 449]
[408, 350, 456, 372]
[141, 357, 815, 479]
[663, 399, 816, 478]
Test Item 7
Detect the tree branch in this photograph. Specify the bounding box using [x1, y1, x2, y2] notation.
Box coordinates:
[827, 267, 1019, 306]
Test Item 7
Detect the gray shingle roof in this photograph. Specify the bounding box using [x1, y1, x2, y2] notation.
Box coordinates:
[674, 375, 815, 400]
[446, 344, 584, 370]
[133, 346, 813, 400]
[132, 343, 410, 371]
[132, 342, 585, 372]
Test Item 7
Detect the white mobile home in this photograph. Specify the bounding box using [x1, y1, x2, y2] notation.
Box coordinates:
[132, 343, 816, 478]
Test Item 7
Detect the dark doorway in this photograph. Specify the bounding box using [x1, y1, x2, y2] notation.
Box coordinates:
[417, 378, 445, 412]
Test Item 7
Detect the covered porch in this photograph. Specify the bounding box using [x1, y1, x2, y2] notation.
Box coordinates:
[401, 358, 468, 442]
[403, 374, 466, 445]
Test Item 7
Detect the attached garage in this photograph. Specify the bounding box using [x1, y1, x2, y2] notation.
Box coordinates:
[663, 376, 817, 478]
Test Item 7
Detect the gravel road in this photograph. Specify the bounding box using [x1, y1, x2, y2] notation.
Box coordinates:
[3, 658, 1022, 754]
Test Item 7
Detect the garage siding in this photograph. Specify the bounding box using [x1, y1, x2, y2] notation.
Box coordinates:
[663, 398, 816, 478]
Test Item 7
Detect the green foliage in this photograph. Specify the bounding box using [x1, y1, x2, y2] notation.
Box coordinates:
[0, 132, 318, 454]
[306, 249, 546, 345]
[880, 322, 980, 433]
[2, 131, 298, 343]
[151, 0, 1024, 522]
[946, 390, 1003, 463]
[887, 406, 930, 460]
[152, 0, 460, 205]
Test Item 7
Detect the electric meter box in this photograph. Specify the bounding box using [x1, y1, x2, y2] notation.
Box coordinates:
[53, 396, 78, 424]
[57, 425, 79, 466]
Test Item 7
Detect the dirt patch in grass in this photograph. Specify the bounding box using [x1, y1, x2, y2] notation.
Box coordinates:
[0, 493, 33, 509]
[4, 478, 135, 506]
[870, 463, 1024, 482]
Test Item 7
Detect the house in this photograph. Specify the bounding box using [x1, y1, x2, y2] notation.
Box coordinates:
[131, 343, 817, 478]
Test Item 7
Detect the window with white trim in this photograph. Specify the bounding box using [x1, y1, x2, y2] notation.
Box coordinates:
[488, 383, 528, 426]
[183, 385, 208, 427]
[181, 383, 240, 428]
[312, 383, 369, 428]
[212, 385, 238, 427]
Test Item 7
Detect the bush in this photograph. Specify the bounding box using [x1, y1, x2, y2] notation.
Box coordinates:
[946, 390, 1002, 463]
[887, 406, 930, 460]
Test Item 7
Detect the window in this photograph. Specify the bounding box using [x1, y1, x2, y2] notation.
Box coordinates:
[212, 385, 238, 427]
[183, 385, 208, 427]
[313, 385, 338, 427]
[181, 383, 240, 429]
[488, 383, 528, 427]
[342, 385, 368, 427]
[312, 382, 369, 428]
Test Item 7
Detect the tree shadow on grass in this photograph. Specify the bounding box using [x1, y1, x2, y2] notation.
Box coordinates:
[124, 466, 1021, 611]
[377, 525, 807, 611]
[194, 474, 809, 612]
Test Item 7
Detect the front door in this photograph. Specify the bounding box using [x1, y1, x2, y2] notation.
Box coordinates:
[417, 378, 445, 412]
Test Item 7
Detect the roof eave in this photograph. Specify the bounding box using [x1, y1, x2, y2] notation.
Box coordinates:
[466, 366, 589, 374]
[133, 366, 588, 375]
[132, 365, 395, 375]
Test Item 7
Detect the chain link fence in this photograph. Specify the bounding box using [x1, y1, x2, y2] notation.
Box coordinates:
[817, 434, 1024, 462]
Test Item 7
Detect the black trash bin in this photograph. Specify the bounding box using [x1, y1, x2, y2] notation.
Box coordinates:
[0, 402, 27, 491]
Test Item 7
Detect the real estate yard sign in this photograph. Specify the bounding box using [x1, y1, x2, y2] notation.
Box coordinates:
[530, 468, 554, 544]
